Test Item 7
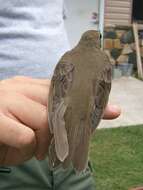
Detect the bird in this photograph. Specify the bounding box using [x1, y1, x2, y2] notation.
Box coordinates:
[47, 30, 112, 172]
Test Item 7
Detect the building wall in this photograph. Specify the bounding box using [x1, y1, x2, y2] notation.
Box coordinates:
[104, 0, 133, 26]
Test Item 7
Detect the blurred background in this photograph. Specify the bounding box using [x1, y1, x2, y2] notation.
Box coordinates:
[64, 0, 101, 47]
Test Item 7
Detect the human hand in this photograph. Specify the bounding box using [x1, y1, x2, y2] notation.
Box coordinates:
[103, 104, 121, 120]
[0, 76, 51, 166]
[0, 76, 121, 166]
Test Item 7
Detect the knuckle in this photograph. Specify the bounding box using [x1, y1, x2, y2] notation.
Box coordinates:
[0, 79, 11, 86]
[0, 77, 18, 85]
[40, 107, 48, 129]
[0, 76, 25, 85]
[13, 76, 32, 81]
[12, 76, 25, 81]
[18, 130, 36, 149]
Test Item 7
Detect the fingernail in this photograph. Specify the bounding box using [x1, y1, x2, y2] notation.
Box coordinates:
[109, 105, 121, 113]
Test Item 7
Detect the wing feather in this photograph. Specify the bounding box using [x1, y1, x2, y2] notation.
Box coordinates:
[52, 100, 69, 161]
[91, 64, 112, 132]
[48, 52, 74, 162]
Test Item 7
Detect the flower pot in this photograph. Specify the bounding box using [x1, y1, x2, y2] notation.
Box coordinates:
[118, 63, 133, 76]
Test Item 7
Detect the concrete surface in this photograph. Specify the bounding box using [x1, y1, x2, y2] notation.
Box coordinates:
[99, 77, 143, 128]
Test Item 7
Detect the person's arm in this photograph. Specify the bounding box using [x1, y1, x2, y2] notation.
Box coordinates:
[0, 76, 121, 166]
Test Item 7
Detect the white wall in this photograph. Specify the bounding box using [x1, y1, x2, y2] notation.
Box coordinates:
[64, 0, 99, 47]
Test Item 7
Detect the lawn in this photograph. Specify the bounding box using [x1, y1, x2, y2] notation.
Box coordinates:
[90, 125, 143, 190]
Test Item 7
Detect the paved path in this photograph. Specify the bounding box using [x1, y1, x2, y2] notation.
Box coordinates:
[98, 77, 143, 128]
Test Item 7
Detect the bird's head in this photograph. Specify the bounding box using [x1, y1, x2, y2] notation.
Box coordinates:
[79, 30, 101, 48]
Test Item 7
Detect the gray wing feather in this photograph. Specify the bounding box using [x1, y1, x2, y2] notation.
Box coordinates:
[52, 100, 69, 162]
[91, 64, 112, 132]
[48, 52, 74, 162]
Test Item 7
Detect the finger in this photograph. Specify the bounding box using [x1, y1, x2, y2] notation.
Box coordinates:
[7, 94, 50, 159]
[35, 125, 52, 160]
[0, 145, 34, 166]
[13, 76, 50, 85]
[103, 105, 121, 120]
[1, 76, 50, 86]
[14, 76, 50, 85]
[0, 113, 36, 151]
[0, 83, 49, 106]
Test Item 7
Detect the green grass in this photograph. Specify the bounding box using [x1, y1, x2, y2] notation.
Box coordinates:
[90, 125, 143, 190]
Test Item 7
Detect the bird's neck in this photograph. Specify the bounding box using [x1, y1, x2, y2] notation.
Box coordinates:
[78, 40, 100, 49]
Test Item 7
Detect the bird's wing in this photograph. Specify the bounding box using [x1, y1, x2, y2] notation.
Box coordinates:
[70, 119, 91, 172]
[65, 58, 112, 172]
[48, 52, 74, 162]
[91, 58, 112, 132]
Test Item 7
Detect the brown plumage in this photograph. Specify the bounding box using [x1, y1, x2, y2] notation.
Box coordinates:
[48, 30, 112, 172]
